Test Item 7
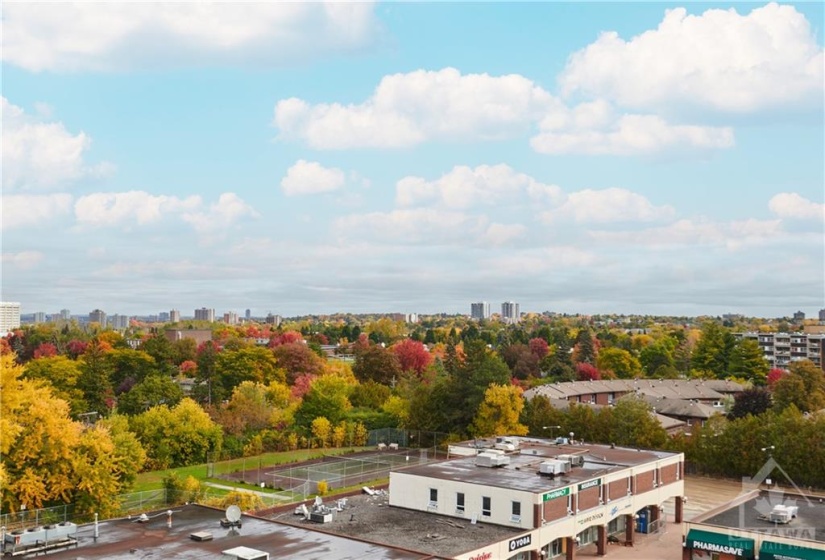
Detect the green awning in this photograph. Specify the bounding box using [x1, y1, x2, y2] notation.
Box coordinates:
[686, 529, 755, 558]
[759, 541, 825, 560]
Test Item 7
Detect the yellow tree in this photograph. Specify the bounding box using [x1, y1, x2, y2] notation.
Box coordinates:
[311, 417, 332, 448]
[471, 384, 528, 438]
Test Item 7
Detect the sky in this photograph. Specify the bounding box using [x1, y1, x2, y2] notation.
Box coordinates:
[1, 2, 823, 319]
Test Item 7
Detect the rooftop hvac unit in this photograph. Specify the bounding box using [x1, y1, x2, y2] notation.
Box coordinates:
[476, 451, 511, 468]
[769, 505, 798, 523]
[539, 459, 570, 475]
[557, 454, 584, 467]
[495, 437, 520, 451]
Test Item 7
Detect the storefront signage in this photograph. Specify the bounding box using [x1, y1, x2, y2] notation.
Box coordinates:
[543, 487, 570, 501]
[577, 512, 604, 526]
[578, 479, 601, 491]
[509, 534, 532, 552]
[468, 552, 492, 560]
[692, 541, 746, 557]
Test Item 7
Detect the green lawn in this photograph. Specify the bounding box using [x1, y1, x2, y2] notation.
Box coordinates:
[132, 447, 366, 492]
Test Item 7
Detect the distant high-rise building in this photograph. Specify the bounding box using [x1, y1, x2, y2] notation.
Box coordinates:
[266, 313, 282, 326]
[60, 309, 71, 320]
[793, 310, 806, 321]
[471, 302, 490, 320]
[0, 302, 21, 333]
[819, 309, 825, 322]
[194, 307, 215, 322]
[33, 312, 46, 324]
[89, 309, 107, 325]
[501, 301, 520, 323]
[158, 311, 170, 322]
[170, 309, 181, 323]
[406, 313, 419, 324]
[224, 311, 239, 325]
[245, 309, 251, 320]
[109, 314, 130, 330]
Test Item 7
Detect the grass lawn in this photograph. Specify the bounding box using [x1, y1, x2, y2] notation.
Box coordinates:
[132, 447, 366, 492]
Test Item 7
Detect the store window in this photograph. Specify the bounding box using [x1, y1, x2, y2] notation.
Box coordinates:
[511, 501, 521, 522]
[456, 492, 465, 514]
[482, 496, 491, 517]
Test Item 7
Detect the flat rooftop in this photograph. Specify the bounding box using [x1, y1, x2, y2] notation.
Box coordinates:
[402, 439, 678, 494]
[269, 492, 523, 558]
[28, 504, 431, 559]
[694, 489, 825, 543]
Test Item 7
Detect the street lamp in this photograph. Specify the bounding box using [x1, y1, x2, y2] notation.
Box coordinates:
[543, 425, 561, 439]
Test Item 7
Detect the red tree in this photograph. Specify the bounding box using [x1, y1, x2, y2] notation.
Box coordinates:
[179, 360, 198, 375]
[291, 374, 316, 399]
[33, 342, 58, 359]
[528, 338, 550, 359]
[767, 368, 786, 386]
[575, 363, 601, 381]
[65, 339, 89, 359]
[269, 330, 304, 347]
[391, 339, 433, 376]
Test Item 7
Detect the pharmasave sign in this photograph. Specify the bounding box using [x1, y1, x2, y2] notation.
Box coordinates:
[692, 541, 747, 556]
[543, 487, 570, 502]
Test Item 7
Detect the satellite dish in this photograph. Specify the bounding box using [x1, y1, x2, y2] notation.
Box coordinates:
[225, 505, 241, 523]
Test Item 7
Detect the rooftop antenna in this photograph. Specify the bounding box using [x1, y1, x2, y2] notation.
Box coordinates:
[221, 505, 242, 531]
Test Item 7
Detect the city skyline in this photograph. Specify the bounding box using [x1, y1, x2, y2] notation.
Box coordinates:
[2, 3, 823, 318]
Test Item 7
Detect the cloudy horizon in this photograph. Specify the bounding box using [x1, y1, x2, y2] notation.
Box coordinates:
[2, 2, 823, 319]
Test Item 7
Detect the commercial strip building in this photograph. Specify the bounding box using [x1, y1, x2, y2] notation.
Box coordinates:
[683, 488, 825, 560]
[390, 436, 685, 559]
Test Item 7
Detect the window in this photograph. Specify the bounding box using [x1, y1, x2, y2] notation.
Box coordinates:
[456, 492, 465, 514]
[428, 488, 437, 509]
[511, 501, 521, 522]
[482, 496, 491, 517]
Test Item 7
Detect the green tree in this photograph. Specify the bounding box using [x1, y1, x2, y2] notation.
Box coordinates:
[78, 342, 115, 416]
[215, 346, 283, 396]
[639, 339, 676, 377]
[294, 375, 353, 428]
[691, 322, 736, 378]
[608, 396, 667, 448]
[117, 374, 184, 415]
[573, 328, 596, 365]
[729, 339, 769, 384]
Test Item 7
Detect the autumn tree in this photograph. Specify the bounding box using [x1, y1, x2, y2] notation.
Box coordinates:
[391, 339, 433, 376]
[597, 347, 642, 379]
[772, 360, 825, 413]
[271, 341, 325, 384]
[471, 384, 527, 437]
[501, 343, 540, 379]
[353, 344, 402, 386]
[215, 346, 283, 397]
[23, 356, 86, 415]
[130, 398, 223, 468]
[311, 417, 332, 448]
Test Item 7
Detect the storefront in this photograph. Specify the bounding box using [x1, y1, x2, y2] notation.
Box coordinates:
[684, 529, 755, 560]
[758, 540, 825, 560]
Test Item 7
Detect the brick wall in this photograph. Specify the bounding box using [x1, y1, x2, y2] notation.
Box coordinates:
[635, 470, 655, 494]
[577, 486, 601, 512]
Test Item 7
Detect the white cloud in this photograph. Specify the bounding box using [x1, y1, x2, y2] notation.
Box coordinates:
[274, 67, 558, 149]
[396, 164, 562, 209]
[182, 193, 259, 234]
[74, 191, 201, 227]
[769, 192, 825, 221]
[1, 194, 73, 230]
[334, 208, 495, 245]
[1, 97, 113, 190]
[543, 188, 675, 224]
[532, 112, 734, 155]
[559, 3, 824, 112]
[2, 3, 380, 72]
[1, 251, 44, 270]
[483, 223, 527, 246]
[589, 217, 788, 250]
[281, 160, 346, 196]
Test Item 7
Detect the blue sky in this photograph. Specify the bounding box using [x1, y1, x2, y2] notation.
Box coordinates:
[1, 2, 823, 318]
